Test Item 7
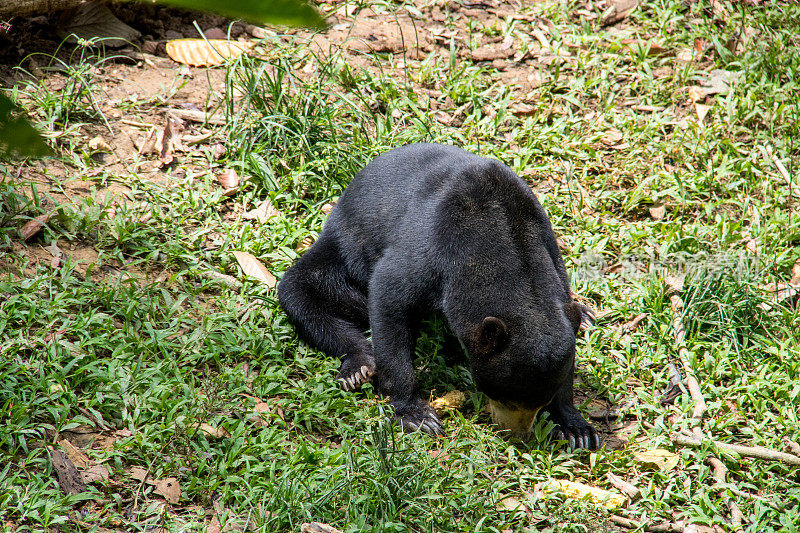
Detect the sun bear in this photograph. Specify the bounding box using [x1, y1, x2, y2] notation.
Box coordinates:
[278, 143, 599, 449]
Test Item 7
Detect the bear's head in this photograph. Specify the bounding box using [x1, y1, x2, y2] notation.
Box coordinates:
[465, 300, 590, 439]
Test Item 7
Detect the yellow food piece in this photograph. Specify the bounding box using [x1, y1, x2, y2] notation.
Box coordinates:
[542, 479, 625, 509]
[431, 390, 467, 410]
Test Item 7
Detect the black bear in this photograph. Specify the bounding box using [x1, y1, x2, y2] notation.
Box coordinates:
[278, 143, 599, 450]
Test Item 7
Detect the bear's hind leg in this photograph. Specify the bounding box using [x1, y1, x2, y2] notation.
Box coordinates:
[277, 236, 375, 391]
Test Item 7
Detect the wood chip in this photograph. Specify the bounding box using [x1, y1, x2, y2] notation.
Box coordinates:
[49, 447, 88, 496]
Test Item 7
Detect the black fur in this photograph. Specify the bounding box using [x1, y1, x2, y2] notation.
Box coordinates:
[278, 143, 599, 449]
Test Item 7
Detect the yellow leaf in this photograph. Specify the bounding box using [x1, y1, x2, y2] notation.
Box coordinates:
[634, 448, 680, 472]
[166, 39, 254, 67]
[232, 251, 277, 287]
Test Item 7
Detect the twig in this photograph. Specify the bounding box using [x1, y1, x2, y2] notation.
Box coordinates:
[609, 515, 681, 532]
[605, 472, 641, 501]
[167, 108, 226, 126]
[707, 457, 744, 531]
[667, 284, 707, 430]
[672, 432, 800, 466]
[200, 269, 242, 289]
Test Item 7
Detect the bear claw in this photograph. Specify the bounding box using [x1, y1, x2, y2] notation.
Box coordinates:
[338, 361, 375, 391]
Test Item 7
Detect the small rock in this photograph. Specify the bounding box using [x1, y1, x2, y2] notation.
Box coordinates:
[203, 27, 227, 40]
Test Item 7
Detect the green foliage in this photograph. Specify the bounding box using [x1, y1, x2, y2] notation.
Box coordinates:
[0, 93, 51, 159]
[156, 0, 324, 28]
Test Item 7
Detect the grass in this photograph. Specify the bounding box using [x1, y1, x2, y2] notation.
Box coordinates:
[1, 0, 800, 531]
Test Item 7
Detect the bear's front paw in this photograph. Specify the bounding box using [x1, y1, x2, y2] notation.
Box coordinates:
[392, 398, 444, 436]
[549, 408, 600, 450]
[338, 354, 376, 391]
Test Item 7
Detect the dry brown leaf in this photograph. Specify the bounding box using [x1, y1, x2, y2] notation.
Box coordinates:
[160, 115, 184, 166]
[154, 477, 181, 504]
[649, 204, 666, 220]
[45, 243, 63, 268]
[82, 464, 110, 483]
[166, 39, 254, 67]
[469, 42, 515, 61]
[301, 523, 344, 533]
[199, 423, 230, 439]
[207, 515, 223, 533]
[791, 258, 800, 286]
[232, 251, 277, 287]
[695, 103, 712, 123]
[130, 466, 149, 482]
[58, 439, 90, 470]
[742, 237, 758, 255]
[321, 202, 337, 215]
[217, 168, 240, 190]
[633, 449, 679, 472]
[243, 199, 279, 224]
[20, 214, 50, 241]
[601, 128, 623, 146]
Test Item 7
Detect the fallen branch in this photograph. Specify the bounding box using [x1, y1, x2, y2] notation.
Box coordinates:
[200, 269, 242, 290]
[666, 276, 707, 429]
[609, 515, 681, 532]
[672, 432, 800, 467]
[167, 108, 226, 126]
[707, 457, 744, 531]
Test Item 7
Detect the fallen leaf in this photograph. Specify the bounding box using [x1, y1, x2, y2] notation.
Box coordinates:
[59, 2, 141, 48]
[211, 143, 227, 159]
[199, 423, 230, 439]
[130, 466, 149, 482]
[166, 39, 254, 67]
[469, 42, 515, 61]
[742, 237, 758, 255]
[20, 214, 50, 240]
[159, 115, 184, 166]
[321, 202, 337, 215]
[497, 495, 525, 512]
[58, 439, 90, 469]
[82, 464, 110, 483]
[601, 128, 623, 146]
[601, 0, 638, 26]
[649, 204, 666, 220]
[431, 390, 467, 411]
[633, 449, 680, 472]
[217, 168, 240, 190]
[694, 103, 712, 123]
[44, 243, 63, 268]
[301, 523, 344, 533]
[232, 251, 277, 287]
[153, 477, 180, 504]
[243, 199, 279, 224]
[539, 479, 625, 509]
[207, 515, 223, 533]
[791, 258, 800, 285]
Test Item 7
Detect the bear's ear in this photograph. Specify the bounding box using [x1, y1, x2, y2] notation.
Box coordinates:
[566, 301, 596, 333]
[477, 316, 508, 354]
